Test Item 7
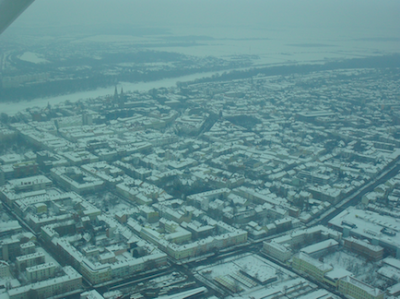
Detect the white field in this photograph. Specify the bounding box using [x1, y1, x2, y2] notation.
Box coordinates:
[19, 52, 49, 64]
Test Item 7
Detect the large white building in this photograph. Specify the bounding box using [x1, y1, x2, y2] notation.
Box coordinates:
[50, 166, 104, 195]
[128, 216, 247, 262]
[329, 207, 400, 258]
[26, 262, 56, 282]
[8, 266, 82, 299]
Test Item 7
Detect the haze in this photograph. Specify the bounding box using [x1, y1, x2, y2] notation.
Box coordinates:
[1, 1, 400, 299]
[7, 0, 400, 36]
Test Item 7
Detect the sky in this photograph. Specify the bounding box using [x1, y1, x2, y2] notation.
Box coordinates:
[8, 0, 400, 35]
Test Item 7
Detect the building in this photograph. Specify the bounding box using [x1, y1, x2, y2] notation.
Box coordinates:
[292, 253, 333, 282]
[36, 150, 69, 172]
[16, 252, 45, 272]
[26, 262, 56, 282]
[0, 160, 39, 186]
[262, 226, 342, 263]
[0, 260, 10, 277]
[128, 217, 247, 263]
[262, 241, 292, 262]
[344, 237, 384, 261]
[329, 207, 400, 258]
[62, 151, 99, 166]
[20, 242, 35, 255]
[50, 215, 168, 286]
[338, 276, 384, 299]
[323, 268, 353, 289]
[8, 266, 82, 299]
[387, 282, 400, 297]
[80, 290, 105, 299]
[0, 175, 52, 206]
[50, 166, 104, 195]
[300, 239, 339, 258]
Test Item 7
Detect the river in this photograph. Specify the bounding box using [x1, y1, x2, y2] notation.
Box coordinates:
[0, 70, 231, 116]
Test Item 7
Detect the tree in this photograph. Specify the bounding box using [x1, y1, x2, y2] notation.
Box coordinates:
[233, 279, 241, 293]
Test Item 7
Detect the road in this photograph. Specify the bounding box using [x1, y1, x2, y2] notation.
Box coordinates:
[307, 159, 400, 227]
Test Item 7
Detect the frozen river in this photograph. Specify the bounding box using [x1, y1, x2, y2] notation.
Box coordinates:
[0, 70, 229, 115]
[1, 23, 398, 116]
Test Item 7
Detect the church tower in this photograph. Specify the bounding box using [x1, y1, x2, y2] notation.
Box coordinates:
[113, 86, 119, 101]
[118, 87, 125, 107]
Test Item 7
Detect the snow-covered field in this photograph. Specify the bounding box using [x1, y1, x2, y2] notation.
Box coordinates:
[18, 52, 49, 64]
[323, 251, 387, 289]
[155, 26, 400, 64]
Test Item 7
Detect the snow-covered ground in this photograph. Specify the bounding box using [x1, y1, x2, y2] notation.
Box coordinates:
[18, 52, 49, 64]
[323, 251, 387, 289]
[67, 26, 400, 65]
[155, 26, 400, 65]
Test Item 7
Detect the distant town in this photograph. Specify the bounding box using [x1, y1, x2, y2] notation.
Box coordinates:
[0, 64, 400, 299]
